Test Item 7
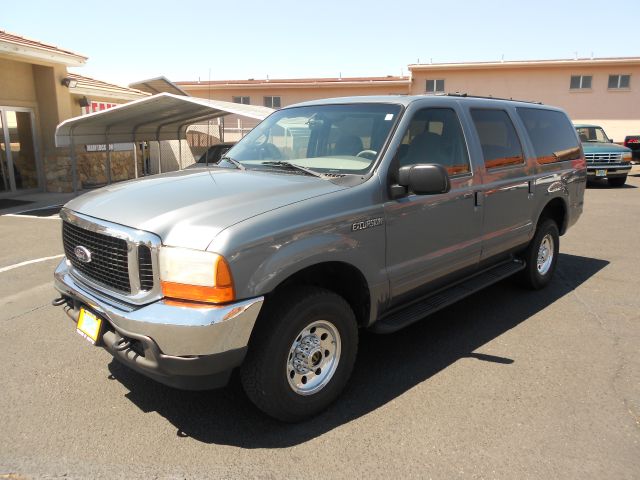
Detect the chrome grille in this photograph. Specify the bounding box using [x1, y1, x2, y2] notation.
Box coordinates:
[138, 245, 154, 291]
[584, 152, 622, 164]
[63, 221, 131, 293]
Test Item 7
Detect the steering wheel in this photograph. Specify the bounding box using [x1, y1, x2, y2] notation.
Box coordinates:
[356, 149, 377, 160]
[259, 142, 283, 160]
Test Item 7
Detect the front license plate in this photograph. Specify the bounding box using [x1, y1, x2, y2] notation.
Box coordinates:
[77, 308, 103, 345]
[596, 169, 607, 177]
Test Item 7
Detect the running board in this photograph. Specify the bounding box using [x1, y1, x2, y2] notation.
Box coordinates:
[372, 259, 526, 334]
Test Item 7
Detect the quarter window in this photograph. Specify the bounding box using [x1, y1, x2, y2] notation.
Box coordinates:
[470, 109, 524, 169]
[426, 79, 445, 94]
[233, 96, 250, 104]
[517, 108, 581, 164]
[570, 75, 592, 89]
[397, 108, 471, 176]
[263, 96, 281, 108]
[608, 74, 630, 89]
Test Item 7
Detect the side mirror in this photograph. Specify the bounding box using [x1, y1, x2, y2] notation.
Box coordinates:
[609, 139, 614, 143]
[395, 164, 451, 196]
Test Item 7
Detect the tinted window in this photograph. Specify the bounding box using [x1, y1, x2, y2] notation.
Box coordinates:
[517, 108, 580, 164]
[470, 109, 524, 169]
[398, 108, 470, 176]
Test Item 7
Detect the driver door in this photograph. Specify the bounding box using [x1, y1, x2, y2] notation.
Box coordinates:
[384, 107, 483, 306]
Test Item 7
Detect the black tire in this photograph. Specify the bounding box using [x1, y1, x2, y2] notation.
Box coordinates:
[240, 286, 358, 422]
[608, 175, 627, 187]
[517, 218, 560, 290]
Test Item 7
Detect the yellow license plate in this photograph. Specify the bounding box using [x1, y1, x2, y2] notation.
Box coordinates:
[77, 308, 103, 345]
[596, 169, 607, 177]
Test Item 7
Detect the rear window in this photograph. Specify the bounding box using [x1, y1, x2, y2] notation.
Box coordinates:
[470, 109, 524, 169]
[517, 108, 581, 164]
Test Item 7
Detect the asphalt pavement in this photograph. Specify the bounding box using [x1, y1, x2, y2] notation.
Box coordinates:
[1, 169, 639, 479]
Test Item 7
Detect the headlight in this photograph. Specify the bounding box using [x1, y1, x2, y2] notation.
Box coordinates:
[159, 247, 235, 303]
[622, 151, 632, 162]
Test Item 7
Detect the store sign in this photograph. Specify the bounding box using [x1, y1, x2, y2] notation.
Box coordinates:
[81, 101, 118, 115]
[85, 143, 134, 152]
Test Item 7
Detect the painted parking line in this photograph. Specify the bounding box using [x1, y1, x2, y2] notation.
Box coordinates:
[0, 254, 64, 274]
[3, 213, 61, 220]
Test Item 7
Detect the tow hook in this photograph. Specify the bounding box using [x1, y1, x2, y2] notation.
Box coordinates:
[51, 296, 67, 307]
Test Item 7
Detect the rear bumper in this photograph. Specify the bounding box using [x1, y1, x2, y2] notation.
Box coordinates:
[53, 259, 263, 390]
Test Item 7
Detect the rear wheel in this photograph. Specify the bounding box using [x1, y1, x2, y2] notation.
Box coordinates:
[240, 287, 358, 422]
[518, 218, 560, 290]
[608, 175, 627, 187]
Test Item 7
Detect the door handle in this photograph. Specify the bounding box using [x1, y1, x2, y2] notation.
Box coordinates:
[474, 191, 484, 207]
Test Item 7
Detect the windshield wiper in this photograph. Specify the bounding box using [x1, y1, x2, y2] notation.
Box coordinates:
[219, 156, 246, 170]
[261, 161, 323, 178]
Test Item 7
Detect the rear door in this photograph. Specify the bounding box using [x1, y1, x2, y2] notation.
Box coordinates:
[384, 106, 483, 305]
[468, 107, 534, 260]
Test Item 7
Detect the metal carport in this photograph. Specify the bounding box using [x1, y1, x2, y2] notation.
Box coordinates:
[55, 92, 274, 192]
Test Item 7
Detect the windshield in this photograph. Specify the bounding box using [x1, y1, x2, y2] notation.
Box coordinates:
[225, 103, 402, 175]
[576, 126, 610, 143]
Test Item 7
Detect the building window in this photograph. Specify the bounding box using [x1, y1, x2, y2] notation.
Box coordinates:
[264, 96, 281, 108]
[426, 79, 445, 94]
[233, 96, 250, 104]
[570, 75, 592, 89]
[608, 74, 630, 89]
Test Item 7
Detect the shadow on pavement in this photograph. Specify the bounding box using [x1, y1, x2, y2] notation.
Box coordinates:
[108, 253, 609, 448]
[587, 181, 637, 189]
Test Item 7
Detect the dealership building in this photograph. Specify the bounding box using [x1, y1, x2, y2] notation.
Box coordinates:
[0, 30, 148, 196]
[1, 28, 639, 196]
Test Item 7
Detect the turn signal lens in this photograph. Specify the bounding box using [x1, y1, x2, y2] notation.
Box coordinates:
[622, 151, 632, 162]
[159, 247, 235, 303]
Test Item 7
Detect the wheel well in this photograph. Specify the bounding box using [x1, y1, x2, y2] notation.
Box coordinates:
[539, 198, 567, 234]
[270, 262, 370, 327]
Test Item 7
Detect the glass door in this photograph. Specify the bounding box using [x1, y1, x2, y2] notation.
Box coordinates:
[0, 107, 41, 194]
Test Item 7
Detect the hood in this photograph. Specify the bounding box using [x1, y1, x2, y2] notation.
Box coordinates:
[581, 142, 632, 154]
[65, 167, 346, 250]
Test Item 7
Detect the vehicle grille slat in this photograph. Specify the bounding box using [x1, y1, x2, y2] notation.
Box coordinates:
[137, 245, 154, 291]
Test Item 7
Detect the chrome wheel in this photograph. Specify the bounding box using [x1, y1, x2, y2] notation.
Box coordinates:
[536, 233, 554, 275]
[286, 320, 341, 396]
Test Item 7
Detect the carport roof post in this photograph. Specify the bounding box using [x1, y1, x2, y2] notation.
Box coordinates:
[54, 92, 274, 146]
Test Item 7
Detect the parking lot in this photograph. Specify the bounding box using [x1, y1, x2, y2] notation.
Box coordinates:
[1, 168, 639, 479]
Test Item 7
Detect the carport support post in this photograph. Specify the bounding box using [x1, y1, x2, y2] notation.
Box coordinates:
[133, 142, 138, 179]
[105, 131, 112, 185]
[70, 129, 78, 194]
[157, 141, 162, 174]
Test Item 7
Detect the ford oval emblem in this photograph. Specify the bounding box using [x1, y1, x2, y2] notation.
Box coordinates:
[74, 246, 92, 263]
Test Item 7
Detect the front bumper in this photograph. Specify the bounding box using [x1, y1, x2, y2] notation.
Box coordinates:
[53, 259, 263, 389]
[586, 164, 632, 178]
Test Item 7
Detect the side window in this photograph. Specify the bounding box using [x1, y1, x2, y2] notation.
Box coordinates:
[516, 108, 581, 164]
[397, 108, 470, 176]
[470, 109, 524, 169]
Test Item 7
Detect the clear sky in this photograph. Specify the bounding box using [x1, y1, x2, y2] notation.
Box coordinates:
[3, 0, 638, 87]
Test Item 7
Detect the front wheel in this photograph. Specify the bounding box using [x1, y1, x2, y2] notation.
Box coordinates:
[240, 287, 358, 422]
[517, 218, 560, 290]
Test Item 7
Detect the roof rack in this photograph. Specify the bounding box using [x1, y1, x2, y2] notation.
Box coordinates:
[444, 93, 543, 105]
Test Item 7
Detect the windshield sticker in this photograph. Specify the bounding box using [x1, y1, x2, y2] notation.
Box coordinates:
[385, 114, 394, 121]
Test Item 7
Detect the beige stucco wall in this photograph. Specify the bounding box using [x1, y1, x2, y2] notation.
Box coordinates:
[410, 65, 640, 141]
[0, 57, 38, 108]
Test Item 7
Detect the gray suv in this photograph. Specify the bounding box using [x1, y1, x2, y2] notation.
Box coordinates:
[53, 95, 586, 421]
